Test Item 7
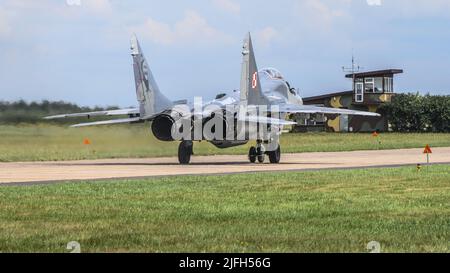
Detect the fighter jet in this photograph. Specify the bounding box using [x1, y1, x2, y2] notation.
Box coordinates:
[45, 33, 380, 164]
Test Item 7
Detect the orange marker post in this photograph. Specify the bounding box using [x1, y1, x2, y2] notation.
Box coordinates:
[423, 144, 432, 165]
[372, 132, 381, 147]
[83, 138, 91, 145]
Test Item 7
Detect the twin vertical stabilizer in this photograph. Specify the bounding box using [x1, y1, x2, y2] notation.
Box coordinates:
[131, 35, 173, 118]
[239, 33, 270, 106]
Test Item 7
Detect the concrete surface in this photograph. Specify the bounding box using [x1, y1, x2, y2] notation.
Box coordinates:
[1, 147, 449, 185]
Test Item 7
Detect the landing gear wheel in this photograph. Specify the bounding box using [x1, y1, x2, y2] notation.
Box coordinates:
[268, 145, 281, 164]
[257, 154, 265, 163]
[248, 147, 257, 163]
[257, 147, 265, 163]
[178, 140, 193, 164]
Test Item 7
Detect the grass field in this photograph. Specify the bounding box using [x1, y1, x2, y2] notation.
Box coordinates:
[0, 165, 448, 253]
[1, 124, 450, 162]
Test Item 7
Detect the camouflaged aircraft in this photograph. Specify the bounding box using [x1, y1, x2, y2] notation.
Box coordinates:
[45, 33, 380, 164]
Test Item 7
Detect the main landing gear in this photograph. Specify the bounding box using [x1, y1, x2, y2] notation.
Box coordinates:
[178, 140, 193, 164]
[248, 141, 281, 164]
[178, 140, 280, 165]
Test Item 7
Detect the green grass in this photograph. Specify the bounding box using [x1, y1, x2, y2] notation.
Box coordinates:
[1, 124, 450, 162]
[0, 165, 449, 253]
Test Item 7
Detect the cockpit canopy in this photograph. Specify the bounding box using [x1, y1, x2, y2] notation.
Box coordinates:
[259, 68, 284, 80]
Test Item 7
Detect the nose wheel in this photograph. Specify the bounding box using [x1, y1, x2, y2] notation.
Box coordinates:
[178, 140, 193, 164]
[249, 146, 265, 163]
[256, 146, 265, 163]
[249, 142, 280, 164]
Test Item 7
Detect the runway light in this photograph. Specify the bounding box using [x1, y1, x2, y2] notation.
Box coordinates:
[372, 132, 379, 137]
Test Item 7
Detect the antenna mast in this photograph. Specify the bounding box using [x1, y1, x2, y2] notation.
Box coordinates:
[342, 52, 362, 91]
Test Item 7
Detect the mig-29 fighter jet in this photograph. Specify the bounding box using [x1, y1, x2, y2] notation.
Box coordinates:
[45, 33, 380, 164]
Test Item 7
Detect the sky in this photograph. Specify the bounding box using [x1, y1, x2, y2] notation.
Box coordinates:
[0, 0, 449, 107]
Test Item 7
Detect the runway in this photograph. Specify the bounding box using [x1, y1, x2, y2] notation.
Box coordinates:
[1, 147, 449, 185]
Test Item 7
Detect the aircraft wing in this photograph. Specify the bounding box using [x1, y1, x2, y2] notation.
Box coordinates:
[279, 104, 381, 117]
[70, 117, 142, 128]
[241, 116, 297, 126]
[43, 108, 139, 120]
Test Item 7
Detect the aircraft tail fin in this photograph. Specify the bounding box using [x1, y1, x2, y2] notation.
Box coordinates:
[131, 35, 173, 118]
[239, 32, 269, 106]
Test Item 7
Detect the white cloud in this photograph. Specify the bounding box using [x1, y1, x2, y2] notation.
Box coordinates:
[255, 27, 278, 46]
[0, 0, 113, 20]
[0, 8, 12, 38]
[293, 0, 450, 27]
[390, 0, 450, 17]
[137, 17, 174, 45]
[366, 0, 382, 6]
[213, 0, 240, 15]
[63, 0, 113, 16]
[293, 0, 350, 31]
[131, 10, 233, 46]
[66, 0, 82, 6]
[82, 0, 113, 15]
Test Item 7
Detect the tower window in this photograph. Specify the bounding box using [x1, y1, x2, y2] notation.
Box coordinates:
[384, 77, 393, 93]
[374, 78, 383, 93]
[364, 78, 374, 93]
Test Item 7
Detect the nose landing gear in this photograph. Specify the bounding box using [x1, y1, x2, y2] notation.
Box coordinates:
[248, 141, 280, 164]
[256, 146, 265, 163]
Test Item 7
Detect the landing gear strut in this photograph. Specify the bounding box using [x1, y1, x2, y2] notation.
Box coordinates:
[178, 140, 193, 164]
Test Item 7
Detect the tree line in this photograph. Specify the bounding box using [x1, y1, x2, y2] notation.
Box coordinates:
[0, 100, 119, 124]
[379, 93, 450, 133]
[1, 95, 449, 132]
